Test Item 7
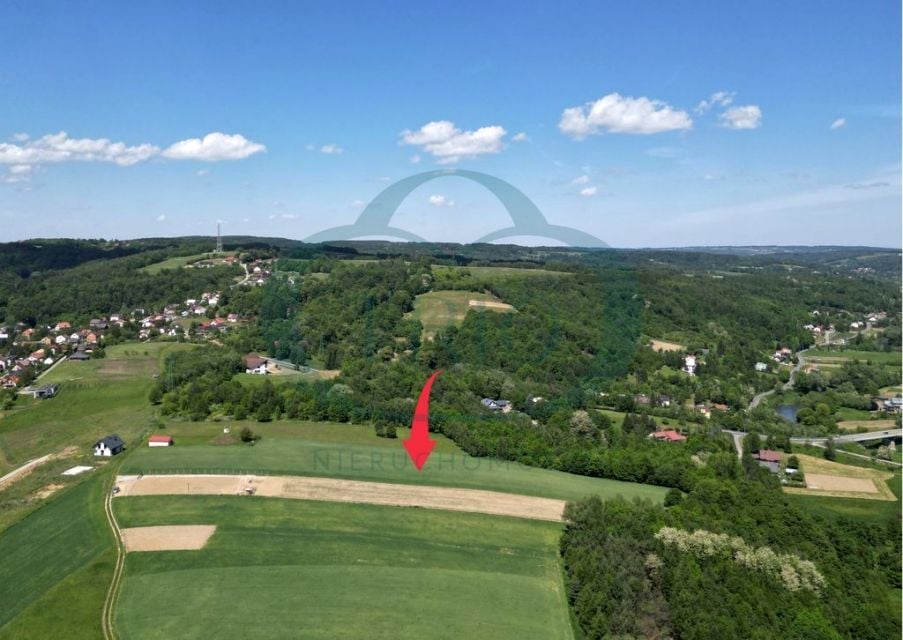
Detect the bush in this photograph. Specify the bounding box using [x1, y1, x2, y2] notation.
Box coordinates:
[239, 427, 257, 443]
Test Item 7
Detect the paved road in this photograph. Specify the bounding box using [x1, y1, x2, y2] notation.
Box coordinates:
[790, 429, 902, 445]
[748, 348, 809, 411]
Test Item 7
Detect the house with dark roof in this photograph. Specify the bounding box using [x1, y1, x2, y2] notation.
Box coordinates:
[243, 354, 268, 374]
[93, 435, 124, 457]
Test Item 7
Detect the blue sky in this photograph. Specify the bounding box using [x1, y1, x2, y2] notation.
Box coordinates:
[1, 1, 900, 247]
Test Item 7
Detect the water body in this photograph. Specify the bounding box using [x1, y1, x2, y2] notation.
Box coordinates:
[776, 404, 798, 423]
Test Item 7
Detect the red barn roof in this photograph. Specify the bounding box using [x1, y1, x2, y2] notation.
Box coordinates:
[148, 434, 173, 444]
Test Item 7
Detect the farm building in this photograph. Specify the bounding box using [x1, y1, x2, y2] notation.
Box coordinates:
[19, 383, 59, 399]
[754, 449, 781, 473]
[649, 430, 687, 443]
[481, 398, 511, 412]
[243, 354, 268, 375]
[148, 434, 174, 447]
[94, 435, 125, 457]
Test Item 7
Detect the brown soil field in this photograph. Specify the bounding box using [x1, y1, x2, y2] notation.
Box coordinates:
[649, 339, 685, 352]
[115, 474, 566, 522]
[468, 299, 515, 311]
[121, 525, 217, 552]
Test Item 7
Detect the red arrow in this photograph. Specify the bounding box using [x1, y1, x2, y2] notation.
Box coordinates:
[403, 370, 442, 471]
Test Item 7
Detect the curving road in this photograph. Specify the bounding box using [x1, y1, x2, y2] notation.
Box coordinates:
[748, 348, 809, 411]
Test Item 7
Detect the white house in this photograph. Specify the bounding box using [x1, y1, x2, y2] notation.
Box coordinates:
[93, 435, 124, 457]
[755, 362, 769, 372]
[683, 355, 697, 376]
[243, 354, 268, 375]
[148, 434, 174, 447]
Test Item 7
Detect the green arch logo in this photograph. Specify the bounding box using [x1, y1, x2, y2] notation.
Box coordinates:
[305, 169, 608, 247]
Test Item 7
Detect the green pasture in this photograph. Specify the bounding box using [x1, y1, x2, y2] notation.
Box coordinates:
[407, 289, 515, 339]
[113, 497, 575, 640]
[121, 423, 667, 503]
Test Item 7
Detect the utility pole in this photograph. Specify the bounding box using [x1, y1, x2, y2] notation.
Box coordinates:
[216, 222, 223, 253]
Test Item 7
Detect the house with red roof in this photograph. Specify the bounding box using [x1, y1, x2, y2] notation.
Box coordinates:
[754, 449, 782, 473]
[649, 430, 687, 443]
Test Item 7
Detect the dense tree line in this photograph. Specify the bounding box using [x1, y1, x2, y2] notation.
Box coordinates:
[561, 457, 900, 640]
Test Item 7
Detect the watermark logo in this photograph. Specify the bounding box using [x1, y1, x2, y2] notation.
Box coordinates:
[305, 169, 608, 247]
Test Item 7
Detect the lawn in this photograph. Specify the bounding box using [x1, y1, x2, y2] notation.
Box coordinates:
[113, 497, 575, 640]
[121, 422, 667, 503]
[786, 474, 901, 523]
[407, 290, 515, 339]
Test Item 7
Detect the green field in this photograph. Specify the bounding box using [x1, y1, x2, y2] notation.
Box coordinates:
[808, 348, 902, 367]
[0, 342, 190, 476]
[407, 290, 515, 339]
[138, 253, 214, 274]
[122, 422, 667, 503]
[431, 265, 572, 280]
[0, 475, 113, 639]
[787, 474, 902, 523]
[113, 496, 574, 640]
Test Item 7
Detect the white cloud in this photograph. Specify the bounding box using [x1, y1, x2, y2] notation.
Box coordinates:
[8, 164, 32, 175]
[572, 174, 590, 185]
[0, 131, 160, 166]
[156, 214, 166, 222]
[162, 132, 265, 161]
[2, 164, 33, 184]
[401, 120, 506, 163]
[719, 105, 762, 130]
[428, 194, 455, 207]
[559, 93, 692, 139]
[196, 169, 210, 177]
[410, 154, 422, 164]
[830, 118, 846, 130]
[11, 133, 29, 142]
[695, 91, 735, 114]
[352, 199, 366, 207]
[512, 132, 530, 142]
[320, 143, 343, 155]
[579, 186, 598, 197]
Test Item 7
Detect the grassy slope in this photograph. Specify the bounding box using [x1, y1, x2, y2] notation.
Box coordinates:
[407, 290, 514, 339]
[138, 253, 211, 274]
[121, 424, 667, 503]
[0, 342, 190, 475]
[114, 497, 574, 640]
[430, 265, 572, 280]
[807, 348, 901, 367]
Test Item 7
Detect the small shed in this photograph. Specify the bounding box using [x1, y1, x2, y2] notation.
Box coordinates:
[94, 435, 125, 457]
[148, 434, 174, 447]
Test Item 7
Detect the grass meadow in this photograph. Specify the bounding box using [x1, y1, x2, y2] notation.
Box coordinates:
[122, 421, 667, 503]
[407, 289, 515, 339]
[113, 496, 575, 640]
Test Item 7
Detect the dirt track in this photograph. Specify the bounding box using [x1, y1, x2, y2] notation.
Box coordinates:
[115, 474, 566, 522]
[802, 473, 878, 493]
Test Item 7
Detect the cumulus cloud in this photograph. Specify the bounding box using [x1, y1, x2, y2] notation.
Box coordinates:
[512, 132, 530, 142]
[320, 143, 343, 155]
[11, 133, 29, 142]
[830, 118, 846, 130]
[695, 91, 735, 114]
[156, 214, 166, 222]
[401, 120, 506, 163]
[0, 131, 160, 166]
[572, 174, 590, 185]
[719, 105, 762, 130]
[559, 93, 692, 139]
[162, 132, 265, 161]
[428, 194, 455, 207]
[579, 186, 598, 197]
[0, 131, 265, 173]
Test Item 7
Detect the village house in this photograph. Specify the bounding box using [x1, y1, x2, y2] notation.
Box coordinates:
[649, 430, 687, 443]
[754, 449, 782, 473]
[755, 362, 769, 372]
[54, 321, 71, 332]
[93, 435, 125, 457]
[683, 355, 697, 375]
[481, 398, 512, 412]
[243, 354, 269, 375]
